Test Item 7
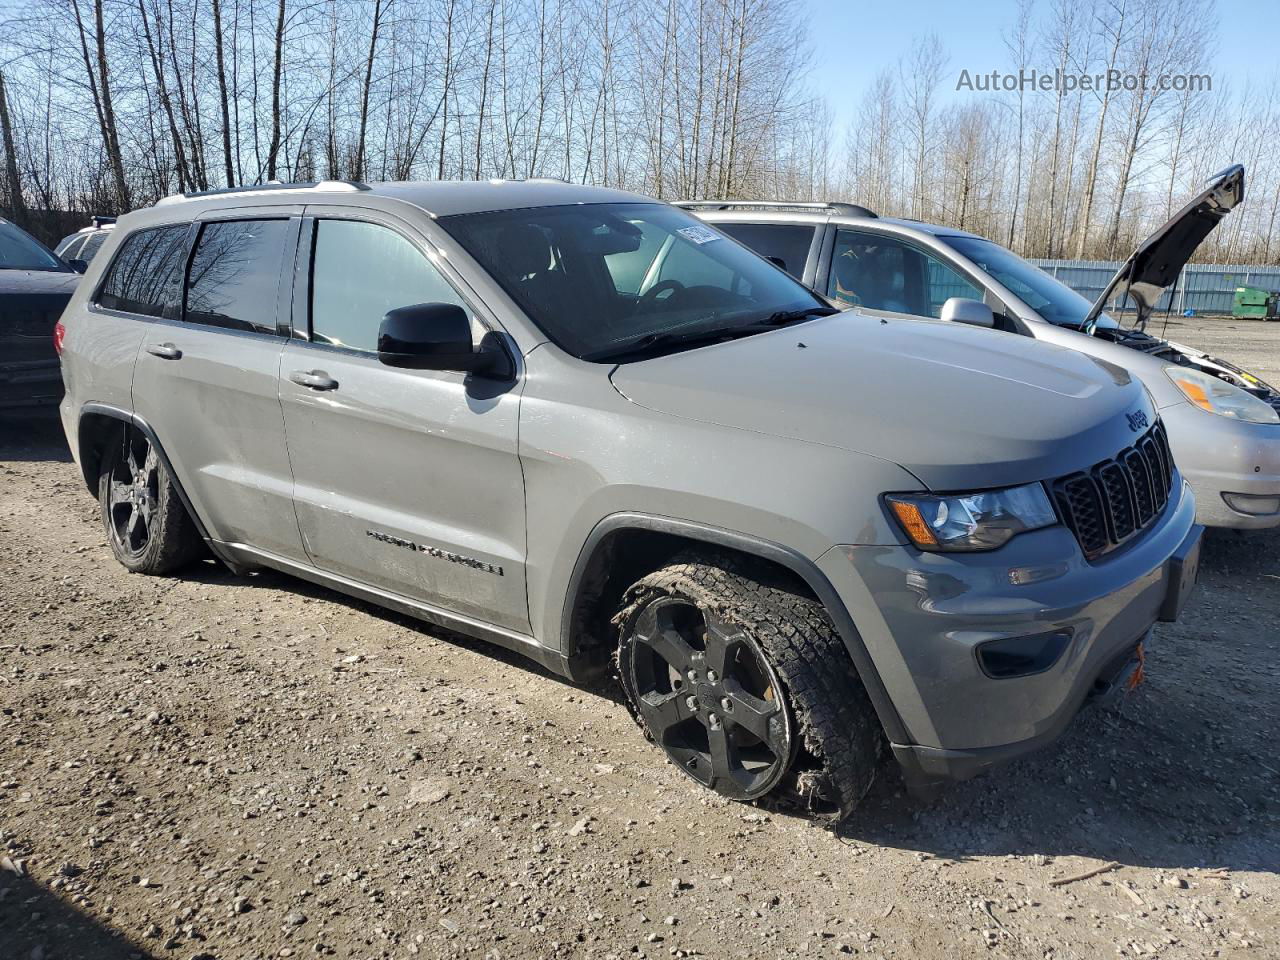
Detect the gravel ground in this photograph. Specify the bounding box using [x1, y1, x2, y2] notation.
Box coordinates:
[2, 315, 1278, 960]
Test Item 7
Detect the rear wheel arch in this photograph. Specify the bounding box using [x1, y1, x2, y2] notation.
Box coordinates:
[76, 403, 220, 553]
[77, 408, 128, 495]
[559, 512, 910, 745]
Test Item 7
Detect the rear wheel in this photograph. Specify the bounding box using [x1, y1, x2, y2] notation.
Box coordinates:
[614, 553, 883, 817]
[99, 425, 203, 574]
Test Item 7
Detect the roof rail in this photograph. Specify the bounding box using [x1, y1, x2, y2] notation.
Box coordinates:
[155, 180, 371, 206]
[91, 215, 117, 228]
[673, 199, 878, 218]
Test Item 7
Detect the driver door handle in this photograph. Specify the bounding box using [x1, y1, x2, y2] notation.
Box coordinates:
[289, 369, 339, 391]
[146, 342, 182, 360]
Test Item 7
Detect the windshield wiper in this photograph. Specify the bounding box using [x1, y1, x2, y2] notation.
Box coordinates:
[589, 306, 836, 363]
[760, 306, 839, 325]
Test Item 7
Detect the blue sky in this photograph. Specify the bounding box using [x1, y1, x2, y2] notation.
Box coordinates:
[807, 0, 1280, 131]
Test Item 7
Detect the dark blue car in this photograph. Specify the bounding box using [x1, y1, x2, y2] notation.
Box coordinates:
[0, 218, 80, 415]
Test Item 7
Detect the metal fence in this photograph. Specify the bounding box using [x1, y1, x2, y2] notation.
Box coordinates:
[1028, 259, 1280, 316]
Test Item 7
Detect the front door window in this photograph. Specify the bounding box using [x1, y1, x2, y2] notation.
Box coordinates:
[828, 230, 984, 319]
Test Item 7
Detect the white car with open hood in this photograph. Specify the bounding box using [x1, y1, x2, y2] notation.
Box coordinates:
[685, 165, 1280, 530]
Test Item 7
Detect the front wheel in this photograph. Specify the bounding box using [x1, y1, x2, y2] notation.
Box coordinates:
[614, 554, 883, 817]
[99, 425, 204, 574]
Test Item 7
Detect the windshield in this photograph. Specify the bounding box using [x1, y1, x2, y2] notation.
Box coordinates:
[941, 235, 1117, 331]
[0, 221, 68, 272]
[440, 202, 826, 360]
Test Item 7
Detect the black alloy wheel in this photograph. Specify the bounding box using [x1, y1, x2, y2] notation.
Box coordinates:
[623, 595, 795, 800]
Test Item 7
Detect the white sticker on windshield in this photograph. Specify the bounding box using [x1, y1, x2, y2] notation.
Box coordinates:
[677, 225, 722, 245]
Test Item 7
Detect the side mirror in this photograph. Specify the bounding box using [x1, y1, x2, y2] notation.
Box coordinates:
[765, 255, 788, 272]
[67, 258, 89, 274]
[940, 297, 995, 328]
[377, 302, 504, 375]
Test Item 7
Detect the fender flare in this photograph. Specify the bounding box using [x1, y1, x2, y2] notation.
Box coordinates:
[560, 512, 911, 745]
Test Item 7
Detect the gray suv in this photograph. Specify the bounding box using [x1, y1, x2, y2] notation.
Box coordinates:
[57, 179, 1201, 815]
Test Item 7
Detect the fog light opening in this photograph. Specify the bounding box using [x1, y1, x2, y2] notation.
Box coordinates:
[977, 630, 1073, 679]
[1222, 492, 1280, 517]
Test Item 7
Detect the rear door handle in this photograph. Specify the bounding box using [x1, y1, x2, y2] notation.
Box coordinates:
[146, 342, 182, 360]
[289, 369, 339, 391]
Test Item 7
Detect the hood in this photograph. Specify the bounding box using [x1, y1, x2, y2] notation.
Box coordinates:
[1083, 164, 1245, 333]
[610, 312, 1154, 490]
[0, 268, 80, 300]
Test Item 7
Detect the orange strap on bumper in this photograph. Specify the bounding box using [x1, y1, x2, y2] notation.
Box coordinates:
[1126, 642, 1146, 691]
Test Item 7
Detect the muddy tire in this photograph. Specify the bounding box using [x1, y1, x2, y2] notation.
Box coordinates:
[613, 552, 883, 818]
[98, 425, 204, 575]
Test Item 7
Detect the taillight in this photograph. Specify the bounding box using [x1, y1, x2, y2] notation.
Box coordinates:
[53, 320, 66, 355]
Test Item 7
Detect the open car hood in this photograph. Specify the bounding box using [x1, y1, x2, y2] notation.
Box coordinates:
[1083, 164, 1245, 333]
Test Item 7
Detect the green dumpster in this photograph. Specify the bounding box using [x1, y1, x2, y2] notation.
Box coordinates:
[1233, 285, 1275, 319]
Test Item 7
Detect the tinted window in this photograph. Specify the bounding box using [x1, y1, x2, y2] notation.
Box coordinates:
[59, 235, 86, 259]
[80, 232, 108, 263]
[185, 220, 289, 334]
[940, 235, 1116, 329]
[97, 224, 191, 317]
[442, 203, 824, 361]
[828, 230, 982, 318]
[0, 221, 66, 271]
[713, 222, 815, 279]
[309, 220, 467, 353]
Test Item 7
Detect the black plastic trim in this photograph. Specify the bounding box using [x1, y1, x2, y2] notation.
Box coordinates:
[559, 512, 910, 744]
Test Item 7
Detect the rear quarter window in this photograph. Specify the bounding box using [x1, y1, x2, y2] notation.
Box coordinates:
[97, 224, 192, 317]
[80, 232, 109, 263]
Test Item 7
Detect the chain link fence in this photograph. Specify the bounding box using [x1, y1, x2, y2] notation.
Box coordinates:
[1029, 259, 1280, 316]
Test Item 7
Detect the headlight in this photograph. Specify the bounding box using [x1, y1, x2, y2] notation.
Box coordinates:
[886, 483, 1058, 552]
[1165, 366, 1280, 424]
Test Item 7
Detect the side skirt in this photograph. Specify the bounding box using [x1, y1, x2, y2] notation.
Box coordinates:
[218, 541, 571, 679]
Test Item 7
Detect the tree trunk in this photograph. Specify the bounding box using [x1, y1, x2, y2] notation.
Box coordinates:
[266, 0, 286, 181]
[355, 0, 385, 182]
[0, 71, 28, 228]
[212, 0, 236, 186]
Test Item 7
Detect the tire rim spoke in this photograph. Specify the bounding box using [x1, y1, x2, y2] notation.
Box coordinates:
[634, 603, 699, 674]
[702, 618, 741, 678]
[707, 724, 736, 784]
[722, 683, 779, 743]
[639, 689, 690, 738]
[126, 506, 144, 545]
[109, 480, 132, 507]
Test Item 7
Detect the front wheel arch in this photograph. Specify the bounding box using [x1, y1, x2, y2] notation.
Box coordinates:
[559, 513, 910, 746]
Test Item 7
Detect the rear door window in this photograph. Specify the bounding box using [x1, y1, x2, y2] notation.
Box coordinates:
[184, 219, 290, 334]
[712, 222, 815, 279]
[96, 224, 191, 317]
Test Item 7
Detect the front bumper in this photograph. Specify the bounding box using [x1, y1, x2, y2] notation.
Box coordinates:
[818, 477, 1198, 784]
[1161, 400, 1280, 529]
